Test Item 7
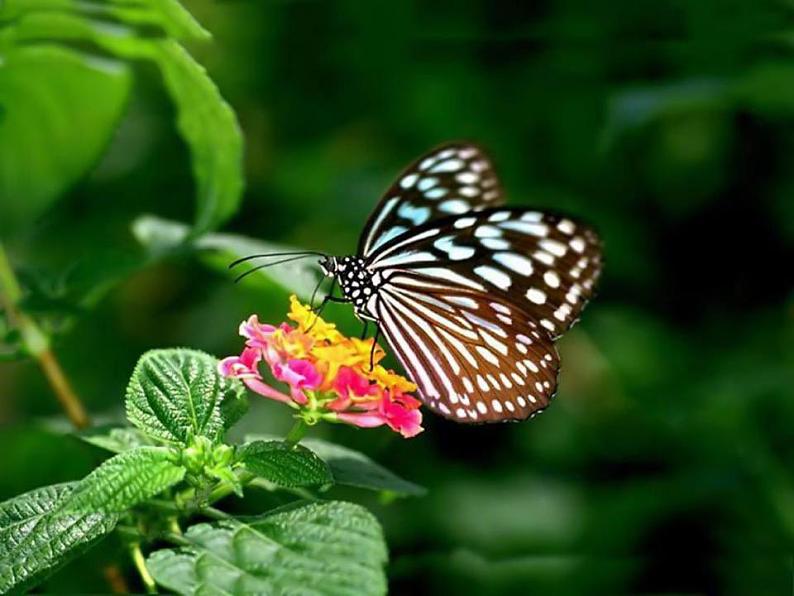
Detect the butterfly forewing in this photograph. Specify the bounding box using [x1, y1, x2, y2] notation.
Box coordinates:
[367, 208, 602, 339]
[358, 142, 504, 257]
[375, 278, 559, 422]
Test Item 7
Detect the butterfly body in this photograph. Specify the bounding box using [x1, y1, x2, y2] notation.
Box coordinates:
[319, 255, 381, 321]
[319, 143, 602, 424]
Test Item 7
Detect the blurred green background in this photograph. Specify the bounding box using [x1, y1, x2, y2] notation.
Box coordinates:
[2, 0, 794, 593]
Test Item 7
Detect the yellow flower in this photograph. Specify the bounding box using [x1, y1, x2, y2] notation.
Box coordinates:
[312, 342, 363, 385]
[287, 295, 343, 343]
[349, 337, 386, 367]
[273, 328, 312, 359]
[371, 364, 417, 394]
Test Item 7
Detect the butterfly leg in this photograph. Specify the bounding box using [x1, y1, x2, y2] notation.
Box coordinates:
[369, 325, 381, 371]
[311, 276, 338, 312]
[360, 321, 369, 339]
[307, 287, 347, 332]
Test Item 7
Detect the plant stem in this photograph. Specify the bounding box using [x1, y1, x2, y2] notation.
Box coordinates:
[284, 418, 309, 447]
[102, 564, 130, 593]
[130, 542, 157, 594]
[202, 506, 231, 521]
[0, 241, 89, 428]
[207, 470, 255, 503]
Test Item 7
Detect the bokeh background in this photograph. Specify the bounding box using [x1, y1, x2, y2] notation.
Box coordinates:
[2, 0, 794, 593]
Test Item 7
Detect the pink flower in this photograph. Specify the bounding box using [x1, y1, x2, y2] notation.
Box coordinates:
[239, 315, 278, 348]
[333, 367, 378, 399]
[273, 359, 322, 390]
[219, 297, 423, 438]
[272, 359, 322, 405]
[379, 393, 424, 438]
[218, 347, 261, 378]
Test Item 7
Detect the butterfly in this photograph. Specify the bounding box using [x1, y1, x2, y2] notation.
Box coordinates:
[239, 143, 603, 423]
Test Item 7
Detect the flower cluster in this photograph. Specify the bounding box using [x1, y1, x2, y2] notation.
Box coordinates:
[219, 296, 423, 437]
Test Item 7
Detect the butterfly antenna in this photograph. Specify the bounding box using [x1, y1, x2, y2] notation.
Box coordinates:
[308, 273, 326, 311]
[233, 255, 316, 283]
[228, 250, 327, 269]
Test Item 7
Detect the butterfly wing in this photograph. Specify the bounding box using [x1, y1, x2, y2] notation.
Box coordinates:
[374, 275, 559, 422]
[358, 142, 504, 258]
[367, 208, 603, 339]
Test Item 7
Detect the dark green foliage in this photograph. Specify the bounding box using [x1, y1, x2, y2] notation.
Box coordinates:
[2, 0, 793, 593]
[240, 440, 333, 488]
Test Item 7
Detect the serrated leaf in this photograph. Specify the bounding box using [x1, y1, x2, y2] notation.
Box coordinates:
[78, 425, 154, 453]
[0, 44, 131, 235]
[133, 215, 322, 300]
[125, 349, 235, 444]
[147, 500, 388, 596]
[63, 447, 184, 514]
[245, 435, 425, 497]
[240, 441, 333, 488]
[0, 483, 118, 593]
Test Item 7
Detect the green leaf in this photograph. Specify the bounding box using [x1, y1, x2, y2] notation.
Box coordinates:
[246, 435, 425, 497]
[125, 348, 237, 445]
[63, 447, 185, 514]
[151, 41, 244, 234]
[0, 483, 118, 593]
[1, 0, 210, 40]
[240, 441, 333, 488]
[147, 500, 388, 596]
[78, 425, 154, 454]
[0, 45, 131, 235]
[4, 8, 243, 234]
[220, 381, 249, 433]
[133, 215, 322, 299]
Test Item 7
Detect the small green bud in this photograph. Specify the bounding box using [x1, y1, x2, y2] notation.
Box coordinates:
[212, 444, 234, 466]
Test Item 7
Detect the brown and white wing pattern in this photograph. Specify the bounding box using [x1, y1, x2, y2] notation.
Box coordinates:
[358, 142, 504, 257]
[374, 276, 559, 422]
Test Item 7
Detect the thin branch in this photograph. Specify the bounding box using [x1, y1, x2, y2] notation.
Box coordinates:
[0, 242, 89, 428]
[130, 542, 157, 594]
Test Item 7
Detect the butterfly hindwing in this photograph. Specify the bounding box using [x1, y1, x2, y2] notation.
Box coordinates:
[358, 142, 504, 257]
[375, 278, 559, 422]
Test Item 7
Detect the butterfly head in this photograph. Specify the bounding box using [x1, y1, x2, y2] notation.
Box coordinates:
[318, 256, 338, 277]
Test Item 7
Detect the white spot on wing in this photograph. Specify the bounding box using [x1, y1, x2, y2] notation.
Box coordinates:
[400, 173, 418, 189]
[474, 265, 512, 290]
[493, 253, 533, 275]
[543, 271, 560, 288]
[539, 238, 567, 257]
[397, 202, 431, 225]
[527, 288, 546, 304]
[430, 159, 464, 173]
[481, 238, 510, 250]
[499, 221, 548, 237]
[474, 225, 502, 238]
[418, 177, 438, 191]
[439, 199, 470, 214]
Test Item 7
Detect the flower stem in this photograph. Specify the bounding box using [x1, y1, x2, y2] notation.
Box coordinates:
[285, 418, 309, 447]
[130, 542, 156, 594]
[0, 241, 89, 428]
